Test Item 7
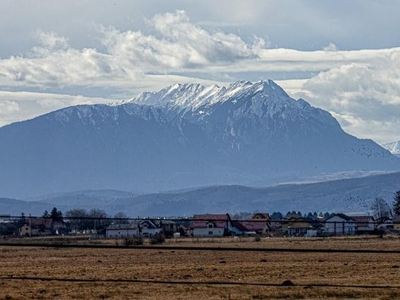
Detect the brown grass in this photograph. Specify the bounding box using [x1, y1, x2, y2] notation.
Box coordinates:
[1, 236, 400, 299]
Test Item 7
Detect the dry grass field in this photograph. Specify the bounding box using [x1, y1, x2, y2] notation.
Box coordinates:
[1, 236, 400, 299]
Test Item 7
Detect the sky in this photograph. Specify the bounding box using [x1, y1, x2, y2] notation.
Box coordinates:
[1, 0, 400, 144]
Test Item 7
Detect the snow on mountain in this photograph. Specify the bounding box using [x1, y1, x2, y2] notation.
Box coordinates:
[382, 140, 400, 157]
[0, 80, 399, 199]
[129, 80, 289, 110]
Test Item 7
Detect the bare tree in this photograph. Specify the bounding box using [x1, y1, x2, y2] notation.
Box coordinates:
[371, 197, 391, 222]
[113, 212, 129, 224]
[393, 190, 400, 216]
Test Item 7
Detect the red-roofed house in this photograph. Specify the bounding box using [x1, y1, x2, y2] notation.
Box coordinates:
[190, 214, 232, 237]
[231, 220, 269, 236]
[230, 213, 271, 236]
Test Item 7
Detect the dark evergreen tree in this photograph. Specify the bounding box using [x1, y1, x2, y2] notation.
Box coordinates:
[270, 212, 283, 220]
[50, 207, 63, 221]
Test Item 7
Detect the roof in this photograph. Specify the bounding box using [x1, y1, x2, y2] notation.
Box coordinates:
[27, 218, 53, 229]
[351, 216, 374, 221]
[251, 213, 270, 220]
[325, 213, 354, 222]
[287, 217, 323, 229]
[107, 224, 139, 230]
[140, 220, 160, 229]
[190, 214, 230, 229]
[352, 216, 374, 225]
[232, 220, 267, 232]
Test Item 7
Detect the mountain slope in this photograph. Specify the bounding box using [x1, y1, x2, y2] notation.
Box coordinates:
[2, 172, 399, 216]
[0, 80, 399, 198]
[383, 140, 400, 157]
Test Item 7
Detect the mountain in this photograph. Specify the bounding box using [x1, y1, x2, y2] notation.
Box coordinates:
[2, 172, 399, 216]
[383, 140, 400, 157]
[0, 80, 399, 198]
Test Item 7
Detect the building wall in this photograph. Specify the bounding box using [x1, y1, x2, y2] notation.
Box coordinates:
[356, 221, 375, 232]
[192, 227, 224, 237]
[325, 216, 356, 235]
[106, 228, 138, 238]
[141, 228, 162, 237]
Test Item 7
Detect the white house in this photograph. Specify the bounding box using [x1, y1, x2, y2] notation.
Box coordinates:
[106, 224, 139, 238]
[139, 220, 162, 237]
[324, 213, 356, 235]
[190, 214, 231, 237]
[352, 216, 375, 234]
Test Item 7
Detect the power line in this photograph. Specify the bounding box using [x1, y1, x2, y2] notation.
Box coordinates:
[1, 242, 400, 254]
[1, 276, 400, 290]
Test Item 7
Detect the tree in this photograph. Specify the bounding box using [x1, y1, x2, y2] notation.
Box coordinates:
[65, 209, 89, 231]
[113, 212, 129, 224]
[270, 212, 283, 220]
[50, 207, 63, 221]
[393, 190, 400, 216]
[89, 209, 111, 232]
[42, 210, 50, 218]
[371, 197, 391, 221]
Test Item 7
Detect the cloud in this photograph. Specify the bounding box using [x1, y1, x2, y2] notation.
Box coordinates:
[0, 100, 20, 115]
[0, 10, 266, 90]
[299, 49, 400, 143]
[0, 9, 400, 144]
[101, 10, 265, 70]
[0, 91, 113, 127]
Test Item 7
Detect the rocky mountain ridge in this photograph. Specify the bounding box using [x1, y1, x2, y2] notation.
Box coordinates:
[0, 80, 398, 198]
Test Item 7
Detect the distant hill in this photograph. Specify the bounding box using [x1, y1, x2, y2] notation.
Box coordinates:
[0, 80, 399, 198]
[2, 172, 399, 217]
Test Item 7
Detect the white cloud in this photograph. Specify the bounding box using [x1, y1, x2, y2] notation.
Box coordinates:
[323, 42, 338, 52]
[299, 49, 400, 143]
[0, 100, 20, 115]
[101, 10, 265, 70]
[0, 9, 399, 144]
[0, 91, 113, 127]
[0, 11, 266, 90]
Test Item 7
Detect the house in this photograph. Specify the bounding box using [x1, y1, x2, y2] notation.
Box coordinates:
[352, 216, 376, 234]
[282, 216, 323, 237]
[190, 214, 231, 237]
[106, 219, 165, 238]
[18, 217, 68, 237]
[324, 213, 356, 236]
[230, 213, 271, 236]
[139, 220, 162, 237]
[106, 223, 139, 238]
[230, 220, 269, 236]
[159, 220, 177, 237]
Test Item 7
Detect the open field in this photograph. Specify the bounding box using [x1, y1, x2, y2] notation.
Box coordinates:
[1, 236, 400, 299]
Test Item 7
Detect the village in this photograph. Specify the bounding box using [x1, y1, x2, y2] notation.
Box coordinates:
[1, 210, 400, 240]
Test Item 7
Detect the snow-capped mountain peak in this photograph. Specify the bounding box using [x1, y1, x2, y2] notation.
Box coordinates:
[1, 79, 399, 198]
[129, 80, 293, 111]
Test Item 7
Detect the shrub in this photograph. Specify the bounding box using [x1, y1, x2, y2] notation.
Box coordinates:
[123, 236, 144, 246]
[150, 233, 166, 245]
